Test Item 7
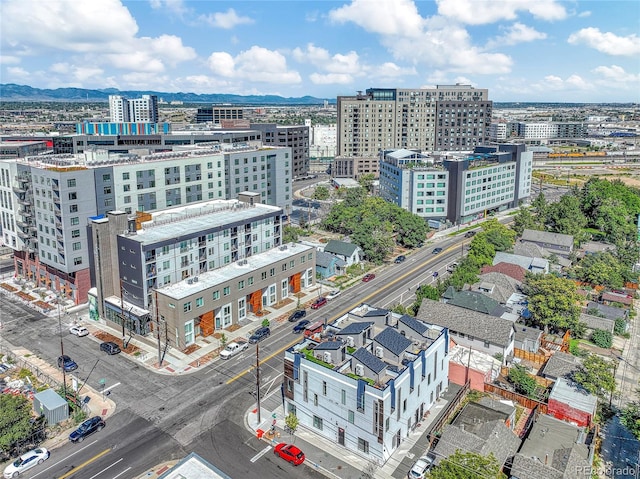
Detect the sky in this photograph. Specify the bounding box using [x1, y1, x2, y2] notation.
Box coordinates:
[1, 0, 639, 103]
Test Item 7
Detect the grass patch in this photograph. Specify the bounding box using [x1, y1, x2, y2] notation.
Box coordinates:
[345, 373, 375, 386]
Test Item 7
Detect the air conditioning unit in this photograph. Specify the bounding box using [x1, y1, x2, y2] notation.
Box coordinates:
[187, 279, 193, 284]
[193, 277, 198, 283]
[346, 336, 355, 347]
[355, 364, 365, 376]
[323, 352, 332, 364]
[375, 347, 384, 358]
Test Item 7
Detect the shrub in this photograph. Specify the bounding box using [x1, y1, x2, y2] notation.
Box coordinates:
[614, 318, 628, 336]
[591, 329, 613, 349]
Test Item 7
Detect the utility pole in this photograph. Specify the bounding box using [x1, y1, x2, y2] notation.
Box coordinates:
[256, 342, 261, 424]
[58, 297, 67, 400]
[155, 290, 163, 367]
[120, 279, 126, 347]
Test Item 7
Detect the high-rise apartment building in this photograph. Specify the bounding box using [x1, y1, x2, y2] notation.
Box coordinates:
[249, 124, 310, 178]
[109, 94, 159, 123]
[337, 85, 492, 158]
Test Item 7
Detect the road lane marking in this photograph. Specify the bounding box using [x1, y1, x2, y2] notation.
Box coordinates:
[102, 382, 121, 393]
[57, 448, 111, 479]
[88, 457, 123, 479]
[112, 467, 132, 479]
[227, 243, 459, 385]
[31, 441, 99, 478]
[250, 445, 272, 463]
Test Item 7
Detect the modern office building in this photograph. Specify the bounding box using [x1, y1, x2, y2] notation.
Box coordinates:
[196, 106, 246, 124]
[89, 194, 288, 336]
[109, 94, 159, 123]
[332, 156, 379, 180]
[1, 144, 293, 305]
[489, 121, 587, 144]
[337, 85, 492, 158]
[249, 124, 310, 178]
[283, 304, 449, 463]
[378, 144, 532, 224]
[153, 242, 315, 351]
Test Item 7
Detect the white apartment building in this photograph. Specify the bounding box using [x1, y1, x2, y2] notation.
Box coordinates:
[1, 144, 293, 305]
[283, 305, 449, 464]
[305, 120, 337, 159]
[109, 94, 159, 123]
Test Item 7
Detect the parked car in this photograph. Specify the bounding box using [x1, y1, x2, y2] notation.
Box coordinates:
[274, 443, 305, 466]
[219, 339, 249, 360]
[464, 230, 476, 238]
[248, 327, 271, 344]
[326, 290, 341, 300]
[446, 262, 458, 273]
[362, 273, 376, 282]
[288, 310, 307, 322]
[310, 297, 327, 309]
[57, 355, 78, 372]
[69, 325, 89, 337]
[100, 341, 121, 355]
[432, 271, 439, 278]
[431, 247, 443, 254]
[407, 454, 435, 479]
[69, 416, 105, 443]
[394, 255, 406, 263]
[3, 447, 49, 478]
[292, 319, 311, 334]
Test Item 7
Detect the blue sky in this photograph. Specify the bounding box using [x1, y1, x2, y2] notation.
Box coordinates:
[1, 0, 638, 102]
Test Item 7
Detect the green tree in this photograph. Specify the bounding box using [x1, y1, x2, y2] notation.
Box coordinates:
[573, 251, 625, 288]
[508, 365, 538, 397]
[590, 329, 613, 348]
[531, 192, 548, 218]
[0, 394, 33, 453]
[512, 207, 537, 236]
[312, 185, 330, 201]
[394, 208, 428, 248]
[427, 450, 506, 478]
[283, 225, 300, 244]
[523, 273, 582, 333]
[620, 388, 640, 439]
[358, 173, 376, 193]
[572, 354, 616, 399]
[285, 412, 299, 435]
[544, 193, 588, 237]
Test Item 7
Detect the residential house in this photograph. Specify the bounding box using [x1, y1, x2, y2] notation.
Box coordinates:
[540, 352, 582, 381]
[283, 305, 449, 463]
[493, 252, 549, 274]
[600, 291, 633, 308]
[481, 262, 527, 282]
[417, 299, 515, 363]
[547, 378, 598, 428]
[585, 301, 628, 322]
[579, 312, 615, 335]
[520, 229, 574, 258]
[514, 325, 543, 353]
[315, 250, 346, 279]
[323, 239, 363, 266]
[514, 240, 572, 271]
[448, 345, 501, 391]
[442, 288, 509, 317]
[510, 414, 593, 479]
[468, 272, 523, 305]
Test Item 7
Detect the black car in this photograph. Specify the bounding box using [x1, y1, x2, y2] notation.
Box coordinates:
[292, 319, 310, 334]
[431, 247, 443, 254]
[69, 416, 105, 443]
[57, 355, 78, 372]
[288, 309, 307, 322]
[394, 255, 406, 263]
[249, 327, 271, 343]
[100, 341, 121, 355]
[464, 230, 476, 238]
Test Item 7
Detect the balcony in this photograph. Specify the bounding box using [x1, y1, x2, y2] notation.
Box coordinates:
[51, 181, 59, 192]
[18, 230, 30, 239]
[12, 186, 26, 194]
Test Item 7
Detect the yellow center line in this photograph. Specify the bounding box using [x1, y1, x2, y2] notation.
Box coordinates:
[226, 245, 455, 385]
[58, 448, 111, 479]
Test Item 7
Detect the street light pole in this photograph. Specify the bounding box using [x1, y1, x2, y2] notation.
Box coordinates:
[58, 297, 67, 400]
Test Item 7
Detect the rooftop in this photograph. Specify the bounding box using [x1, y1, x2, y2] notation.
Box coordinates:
[549, 378, 598, 415]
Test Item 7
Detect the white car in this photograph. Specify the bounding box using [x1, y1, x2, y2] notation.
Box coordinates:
[407, 454, 435, 479]
[69, 325, 89, 337]
[326, 290, 341, 300]
[3, 448, 49, 478]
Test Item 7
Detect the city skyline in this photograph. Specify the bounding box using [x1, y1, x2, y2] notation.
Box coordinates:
[0, 0, 639, 103]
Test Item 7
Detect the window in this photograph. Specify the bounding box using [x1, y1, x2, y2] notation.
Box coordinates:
[69, 204, 78, 213]
[69, 192, 77, 200]
[313, 416, 323, 430]
[122, 172, 130, 180]
[261, 272, 267, 280]
[70, 217, 79, 226]
[67, 179, 76, 188]
[183, 302, 192, 312]
[103, 186, 112, 194]
[322, 381, 327, 396]
[196, 297, 204, 308]
[269, 267, 275, 277]
[341, 389, 346, 405]
[212, 290, 220, 300]
[314, 393, 318, 406]
[223, 286, 230, 296]
[357, 438, 369, 454]
[102, 174, 111, 182]
[73, 257, 82, 265]
[248, 277, 254, 286]
[238, 280, 245, 290]
[72, 242, 81, 251]
[71, 229, 80, 238]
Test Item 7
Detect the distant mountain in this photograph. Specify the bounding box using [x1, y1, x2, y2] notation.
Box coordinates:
[0, 84, 333, 105]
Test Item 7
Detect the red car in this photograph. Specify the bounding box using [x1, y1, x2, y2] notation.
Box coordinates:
[274, 443, 305, 466]
[362, 273, 376, 282]
[311, 297, 327, 309]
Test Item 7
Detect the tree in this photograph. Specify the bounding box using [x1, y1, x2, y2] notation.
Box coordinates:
[544, 193, 588, 237]
[512, 207, 537, 236]
[620, 388, 640, 439]
[0, 394, 33, 454]
[427, 450, 506, 478]
[531, 191, 548, 218]
[573, 251, 625, 288]
[284, 412, 299, 436]
[572, 354, 616, 399]
[283, 225, 300, 244]
[523, 273, 582, 333]
[508, 365, 538, 397]
[261, 318, 270, 328]
[590, 329, 613, 348]
[358, 173, 376, 193]
[312, 185, 330, 201]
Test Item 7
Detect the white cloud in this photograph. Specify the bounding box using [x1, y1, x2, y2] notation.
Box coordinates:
[532, 74, 593, 92]
[593, 65, 640, 83]
[329, 0, 424, 36]
[578, 11, 592, 18]
[436, 0, 566, 25]
[292, 44, 362, 74]
[149, 0, 188, 17]
[309, 73, 354, 85]
[486, 23, 547, 48]
[568, 28, 640, 56]
[6, 67, 29, 79]
[199, 8, 254, 29]
[0, 55, 21, 65]
[206, 46, 301, 84]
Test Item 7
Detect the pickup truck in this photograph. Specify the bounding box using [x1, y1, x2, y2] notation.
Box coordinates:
[219, 339, 249, 360]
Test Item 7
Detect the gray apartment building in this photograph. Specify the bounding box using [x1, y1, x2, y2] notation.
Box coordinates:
[249, 124, 310, 179]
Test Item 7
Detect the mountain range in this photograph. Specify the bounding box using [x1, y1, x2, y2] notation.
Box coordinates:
[0, 84, 332, 105]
